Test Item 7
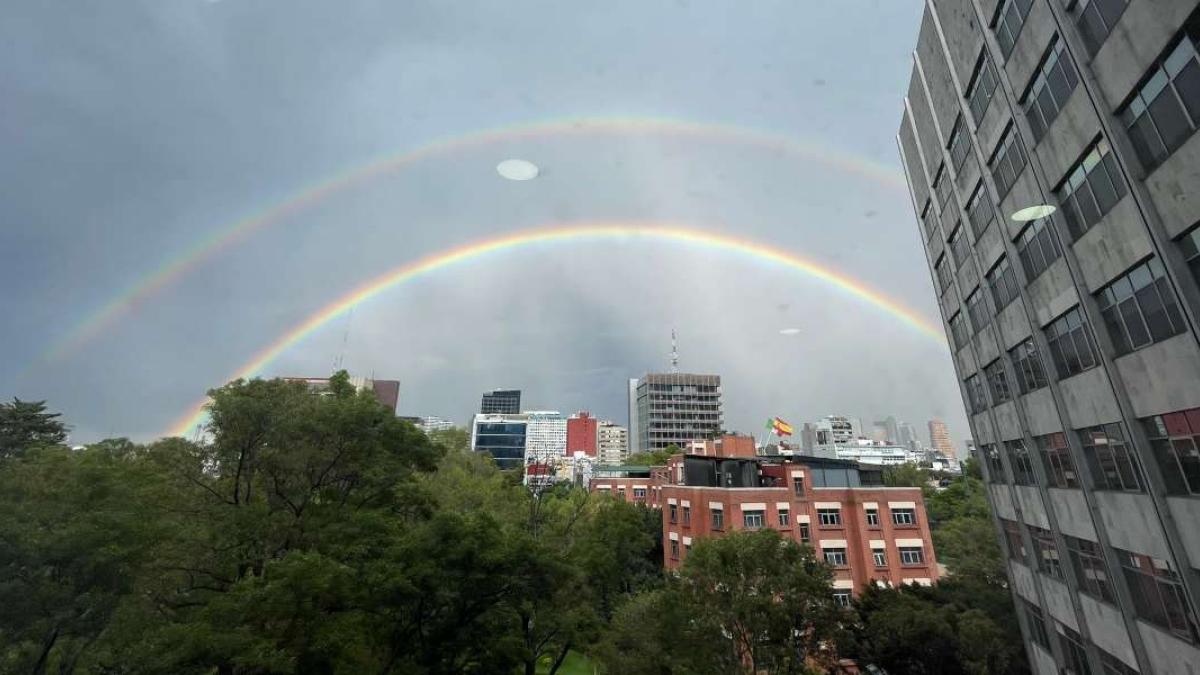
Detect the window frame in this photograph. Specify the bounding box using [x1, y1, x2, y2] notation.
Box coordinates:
[711, 508, 724, 530]
[1055, 137, 1128, 241]
[743, 509, 765, 529]
[1036, 432, 1080, 488]
[1142, 409, 1200, 496]
[966, 286, 991, 334]
[1044, 306, 1100, 379]
[1007, 439, 1038, 486]
[984, 359, 1013, 404]
[1015, 216, 1062, 281]
[899, 546, 926, 566]
[966, 182, 995, 238]
[986, 255, 1020, 311]
[778, 509, 790, 527]
[1096, 257, 1186, 356]
[1079, 422, 1144, 492]
[817, 508, 842, 527]
[966, 373, 990, 414]
[1028, 525, 1065, 579]
[1065, 534, 1115, 603]
[1118, 547, 1199, 642]
[988, 123, 1028, 198]
[1020, 35, 1080, 142]
[1009, 338, 1049, 394]
[966, 50, 1000, 122]
[891, 508, 917, 526]
[948, 114, 972, 172]
[993, 0, 1034, 60]
[872, 548, 888, 568]
[1070, 0, 1130, 57]
[823, 547, 849, 567]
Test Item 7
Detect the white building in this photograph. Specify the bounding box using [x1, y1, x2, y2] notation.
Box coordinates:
[597, 421, 628, 465]
[524, 411, 567, 487]
[419, 416, 455, 435]
[832, 439, 926, 466]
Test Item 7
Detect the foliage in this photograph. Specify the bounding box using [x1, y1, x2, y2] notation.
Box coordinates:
[881, 462, 929, 487]
[0, 398, 68, 459]
[427, 425, 470, 453]
[624, 443, 679, 466]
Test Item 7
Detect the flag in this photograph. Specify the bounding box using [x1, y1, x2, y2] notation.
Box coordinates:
[771, 417, 794, 436]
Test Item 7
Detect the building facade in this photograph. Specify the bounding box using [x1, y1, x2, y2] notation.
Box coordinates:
[480, 389, 521, 414]
[284, 376, 400, 413]
[658, 455, 938, 603]
[597, 420, 628, 465]
[898, 2, 1200, 672]
[928, 418, 956, 459]
[684, 434, 758, 458]
[833, 440, 929, 466]
[419, 416, 455, 435]
[470, 413, 527, 470]
[566, 411, 599, 457]
[523, 411, 567, 486]
[629, 373, 723, 454]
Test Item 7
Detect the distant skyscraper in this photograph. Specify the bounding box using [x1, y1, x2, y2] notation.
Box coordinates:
[480, 389, 521, 414]
[627, 378, 641, 454]
[927, 419, 954, 460]
[470, 413, 527, 470]
[566, 411, 598, 457]
[898, 421, 919, 451]
[630, 373, 722, 453]
[597, 421, 628, 465]
[873, 416, 901, 445]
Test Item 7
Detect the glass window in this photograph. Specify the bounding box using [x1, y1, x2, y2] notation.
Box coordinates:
[987, 256, 1020, 311]
[743, 509, 765, 528]
[1056, 624, 1090, 674]
[1022, 36, 1081, 142]
[1044, 307, 1099, 378]
[833, 591, 852, 608]
[993, 0, 1034, 59]
[950, 312, 971, 349]
[669, 503, 678, 523]
[1010, 338, 1049, 394]
[1096, 258, 1186, 355]
[1180, 225, 1200, 283]
[799, 522, 811, 543]
[1025, 601, 1050, 648]
[778, 509, 790, 527]
[711, 508, 724, 529]
[818, 508, 842, 526]
[966, 286, 991, 333]
[948, 114, 972, 171]
[984, 443, 1008, 483]
[1028, 525, 1064, 579]
[1015, 216, 1062, 280]
[967, 51, 1000, 121]
[1065, 535, 1114, 603]
[1141, 408, 1200, 496]
[1036, 432, 1079, 488]
[866, 508, 879, 526]
[1120, 34, 1200, 171]
[989, 124, 1027, 197]
[891, 508, 917, 526]
[1118, 548, 1199, 641]
[873, 549, 887, 567]
[1002, 518, 1027, 560]
[1007, 439, 1037, 486]
[984, 359, 1013, 404]
[966, 373, 989, 413]
[1079, 423, 1144, 492]
[1056, 138, 1128, 240]
[824, 547, 849, 567]
[1071, 0, 1130, 56]
[682, 505, 691, 525]
[900, 546, 925, 565]
[792, 476, 805, 495]
[935, 253, 954, 294]
[670, 539, 679, 559]
[949, 223, 971, 268]
[921, 199, 939, 240]
[1098, 649, 1138, 675]
[966, 182, 994, 238]
[633, 487, 646, 498]
[934, 162, 953, 209]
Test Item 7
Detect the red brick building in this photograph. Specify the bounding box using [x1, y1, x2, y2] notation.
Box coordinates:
[659, 455, 938, 603]
[566, 411, 598, 457]
[684, 433, 757, 458]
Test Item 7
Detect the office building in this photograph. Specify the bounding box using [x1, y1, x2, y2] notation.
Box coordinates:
[418, 416, 455, 435]
[523, 411, 567, 487]
[566, 411, 598, 457]
[833, 439, 929, 466]
[899, 421, 921, 451]
[898, 2, 1200, 672]
[652, 455, 938, 600]
[928, 419, 956, 459]
[806, 415, 866, 458]
[874, 416, 902, 444]
[590, 464, 669, 508]
[470, 413, 527, 470]
[597, 420, 628, 465]
[480, 389, 521, 414]
[284, 376, 399, 413]
[629, 373, 723, 454]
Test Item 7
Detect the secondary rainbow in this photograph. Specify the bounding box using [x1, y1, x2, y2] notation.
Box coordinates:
[166, 221, 944, 437]
[42, 115, 907, 367]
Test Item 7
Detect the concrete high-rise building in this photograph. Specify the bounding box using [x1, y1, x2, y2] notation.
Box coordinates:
[470, 413, 527, 470]
[523, 411, 567, 484]
[629, 373, 723, 454]
[928, 419, 956, 460]
[898, 3, 1200, 672]
[874, 416, 902, 445]
[480, 389, 521, 414]
[597, 420, 628, 465]
[627, 378, 641, 454]
[899, 421, 921, 451]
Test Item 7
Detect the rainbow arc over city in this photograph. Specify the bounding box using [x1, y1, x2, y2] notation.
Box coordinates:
[42, 115, 907, 367]
[166, 221, 945, 437]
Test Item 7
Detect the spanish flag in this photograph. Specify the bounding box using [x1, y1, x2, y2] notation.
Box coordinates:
[766, 417, 794, 436]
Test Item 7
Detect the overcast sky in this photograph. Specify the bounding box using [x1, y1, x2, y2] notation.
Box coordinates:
[0, 0, 970, 448]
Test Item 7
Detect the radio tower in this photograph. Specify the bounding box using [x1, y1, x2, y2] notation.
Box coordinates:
[670, 329, 679, 373]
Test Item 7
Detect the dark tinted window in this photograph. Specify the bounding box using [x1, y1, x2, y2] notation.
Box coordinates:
[1079, 423, 1143, 492]
[965, 286, 991, 333]
[966, 182, 994, 238]
[1070, 0, 1129, 56]
[966, 373, 989, 413]
[1056, 138, 1128, 240]
[1096, 258, 1186, 355]
[1015, 217, 1061, 280]
[1120, 29, 1200, 171]
[1142, 409, 1200, 496]
[1010, 338, 1049, 393]
[989, 124, 1027, 197]
[966, 51, 999, 122]
[994, 0, 1034, 60]
[1022, 36, 1080, 141]
[1036, 432, 1079, 488]
[987, 256, 1020, 310]
[948, 115, 972, 172]
[1044, 307, 1099, 378]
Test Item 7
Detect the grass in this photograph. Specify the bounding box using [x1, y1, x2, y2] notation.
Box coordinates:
[535, 650, 596, 675]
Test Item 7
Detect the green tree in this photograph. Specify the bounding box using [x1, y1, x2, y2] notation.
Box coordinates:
[428, 426, 470, 454]
[882, 462, 929, 487]
[624, 443, 679, 466]
[0, 398, 68, 459]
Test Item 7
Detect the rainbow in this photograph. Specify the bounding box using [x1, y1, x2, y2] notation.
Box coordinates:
[41, 115, 906, 368]
[166, 221, 944, 437]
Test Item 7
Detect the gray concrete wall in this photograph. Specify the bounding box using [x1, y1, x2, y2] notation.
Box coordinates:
[1116, 335, 1200, 418]
[935, 0, 984, 84]
[1002, 0, 1055, 96]
[1024, 258, 1077, 327]
[1089, 0, 1200, 107]
[990, 484, 1018, 520]
[1137, 620, 1200, 675]
[1031, 84, 1098, 187]
[1022, 387, 1062, 436]
[909, 65, 944, 170]
[1047, 488, 1096, 541]
[1011, 560, 1039, 603]
[1071, 195, 1152, 292]
[917, 7, 960, 135]
[1057, 366, 1121, 429]
[1079, 594, 1138, 669]
[976, 216, 1006, 269]
[1167, 497, 1200, 569]
[1040, 575, 1078, 630]
[996, 296, 1032, 348]
[1144, 130, 1200, 238]
[1093, 491, 1172, 560]
[1015, 485, 1050, 529]
[993, 400, 1023, 440]
[899, 114, 930, 207]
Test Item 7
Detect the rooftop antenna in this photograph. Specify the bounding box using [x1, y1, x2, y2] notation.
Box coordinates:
[670, 328, 679, 373]
[333, 308, 354, 372]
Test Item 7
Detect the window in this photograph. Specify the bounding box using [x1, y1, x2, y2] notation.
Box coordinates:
[633, 487, 646, 499]
[948, 223, 971, 268]
[1028, 526, 1064, 579]
[989, 125, 1027, 197]
[1044, 307, 1099, 378]
[792, 476, 805, 495]
[933, 163, 953, 209]
[1015, 216, 1062, 280]
[872, 549, 887, 567]
[993, 0, 1033, 59]
[1010, 338, 1049, 394]
[799, 522, 811, 543]
[1007, 439, 1037, 486]
[1142, 408, 1200, 495]
[824, 547, 849, 567]
[1097, 258, 1186, 355]
[1179, 225, 1200, 283]
[832, 591, 852, 608]
[1119, 548, 1199, 641]
[966, 287, 991, 333]
[1056, 624, 1090, 675]
[1079, 423, 1143, 492]
[778, 509, 790, 527]
[948, 115, 972, 172]
[670, 539, 679, 559]
[900, 546, 925, 565]
[743, 509, 765, 529]
[682, 505, 691, 526]
[921, 199, 940, 240]
[1070, 0, 1129, 57]
[984, 443, 1007, 483]
[966, 374, 989, 414]
[1065, 535, 1114, 603]
[1022, 36, 1080, 141]
[1056, 138, 1128, 240]
[711, 508, 724, 529]
[866, 508, 879, 526]
[966, 182, 994, 238]
[950, 312, 971, 350]
[1036, 432, 1079, 488]
[935, 254, 954, 294]
[966, 51, 999, 122]
[891, 508, 917, 526]
[617, 488, 626, 500]
[818, 508, 842, 526]
[1098, 650, 1138, 675]
[1024, 601, 1050, 648]
[985, 359, 1012, 404]
[1002, 518, 1027, 560]
[669, 503, 678, 523]
[987, 256, 1020, 311]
